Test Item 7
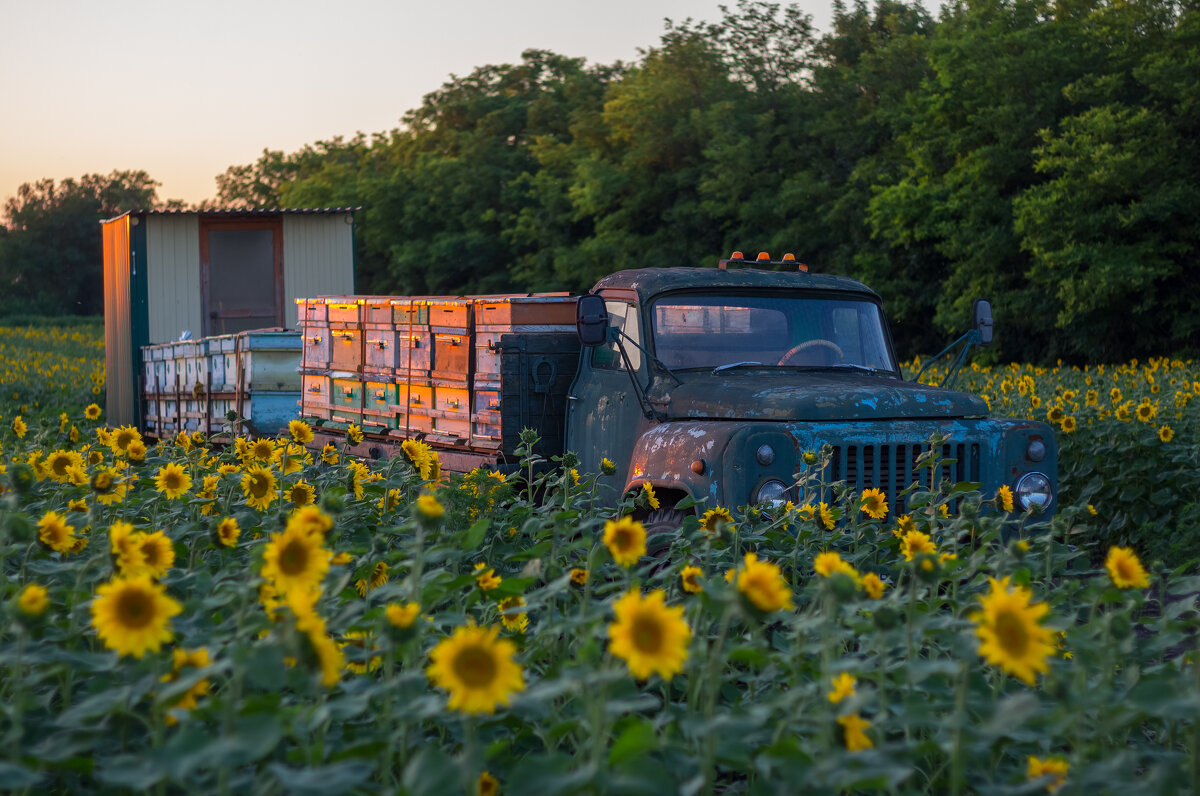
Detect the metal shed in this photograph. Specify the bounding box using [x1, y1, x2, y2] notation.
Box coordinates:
[101, 207, 358, 427]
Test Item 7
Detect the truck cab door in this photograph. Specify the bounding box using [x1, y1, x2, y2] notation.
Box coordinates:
[566, 299, 645, 492]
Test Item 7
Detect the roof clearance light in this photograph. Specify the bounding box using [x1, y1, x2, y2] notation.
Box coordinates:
[782, 253, 795, 261]
[730, 251, 744, 260]
[756, 252, 770, 261]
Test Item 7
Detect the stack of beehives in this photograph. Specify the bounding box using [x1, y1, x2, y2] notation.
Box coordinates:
[296, 294, 577, 451]
[142, 331, 301, 438]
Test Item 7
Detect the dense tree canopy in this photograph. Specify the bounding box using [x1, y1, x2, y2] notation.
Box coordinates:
[3, 0, 1196, 361]
[0, 171, 164, 316]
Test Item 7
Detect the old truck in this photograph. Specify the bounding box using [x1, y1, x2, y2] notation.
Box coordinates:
[290, 253, 1057, 526]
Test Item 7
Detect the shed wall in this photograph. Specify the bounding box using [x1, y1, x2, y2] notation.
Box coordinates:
[146, 215, 202, 343]
[282, 215, 355, 328]
[102, 217, 134, 426]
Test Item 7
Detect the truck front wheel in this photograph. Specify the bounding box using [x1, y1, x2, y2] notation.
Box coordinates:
[644, 508, 688, 557]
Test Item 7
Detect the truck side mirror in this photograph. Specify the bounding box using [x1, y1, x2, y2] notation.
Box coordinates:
[973, 299, 994, 346]
[576, 294, 610, 347]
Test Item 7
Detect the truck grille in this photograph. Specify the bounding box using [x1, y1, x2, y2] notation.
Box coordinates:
[828, 442, 980, 515]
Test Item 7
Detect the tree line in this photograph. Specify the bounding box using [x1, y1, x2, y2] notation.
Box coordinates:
[3, 0, 1197, 362]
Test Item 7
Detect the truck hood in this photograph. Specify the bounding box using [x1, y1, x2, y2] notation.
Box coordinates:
[651, 370, 989, 422]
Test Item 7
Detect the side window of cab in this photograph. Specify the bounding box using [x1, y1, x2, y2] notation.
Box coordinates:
[590, 301, 643, 371]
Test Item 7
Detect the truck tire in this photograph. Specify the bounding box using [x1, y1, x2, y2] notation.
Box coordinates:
[644, 508, 688, 557]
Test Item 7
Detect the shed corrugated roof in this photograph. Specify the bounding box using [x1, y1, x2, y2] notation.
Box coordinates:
[102, 207, 360, 223]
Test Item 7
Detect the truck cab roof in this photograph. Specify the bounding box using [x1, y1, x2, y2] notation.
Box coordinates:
[591, 267, 880, 303]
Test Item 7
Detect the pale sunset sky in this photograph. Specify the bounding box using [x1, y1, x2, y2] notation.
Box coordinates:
[1, 0, 834, 209]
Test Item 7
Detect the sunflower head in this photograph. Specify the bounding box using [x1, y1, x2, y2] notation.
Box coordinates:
[1105, 546, 1150, 589]
[261, 525, 331, 595]
[90, 575, 183, 658]
[154, 462, 192, 500]
[970, 576, 1054, 685]
[859, 488, 888, 520]
[426, 624, 525, 714]
[38, 510, 77, 554]
[680, 565, 703, 594]
[738, 553, 795, 612]
[241, 465, 278, 511]
[216, 517, 241, 548]
[607, 589, 691, 681]
[603, 516, 647, 567]
[700, 506, 733, 535]
[288, 420, 315, 445]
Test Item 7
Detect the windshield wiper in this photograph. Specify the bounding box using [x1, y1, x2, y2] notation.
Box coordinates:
[712, 361, 763, 375]
[794, 363, 886, 375]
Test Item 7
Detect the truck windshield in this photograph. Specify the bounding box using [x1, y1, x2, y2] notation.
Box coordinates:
[650, 294, 897, 373]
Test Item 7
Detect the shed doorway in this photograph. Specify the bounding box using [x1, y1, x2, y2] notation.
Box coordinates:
[200, 217, 283, 336]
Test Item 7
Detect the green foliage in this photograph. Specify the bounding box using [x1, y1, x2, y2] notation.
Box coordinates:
[0, 172, 163, 317]
[207, 0, 1199, 363]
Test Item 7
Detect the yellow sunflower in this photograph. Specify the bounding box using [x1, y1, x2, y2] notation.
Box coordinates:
[44, 449, 84, 483]
[474, 563, 502, 591]
[497, 596, 529, 633]
[241, 464, 278, 511]
[288, 505, 334, 537]
[262, 524, 331, 595]
[995, 485, 1015, 513]
[340, 630, 382, 675]
[216, 517, 240, 548]
[287, 479, 316, 507]
[320, 443, 339, 464]
[640, 483, 660, 509]
[427, 624, 525, 714]
[18, 583, 49, 616]
[346, 424, 364, 444]
[38, 510, 77, 554]
[478, 772, 499, 796]
[569, 568, 589, 586]
[1105, 546, 1150, 589]
[90, 575, 183, 658]
[1158, 424, 1174, 443]
[110, 425, 142, 456]
[859, 488, 888, 520]
[386, 602, 421, 629]
[12, 416, 27, 438]
[288, 419, 315, 445]
[161, 648, 212, 724]
[1136, 400, 1156, 422]
[828, 672, 856, 704]
[971, 576, 1055, 685]
[900, 530, 937, 561]
[700, 506, 732, 535]
[135, 531, 176, 579]
[608, 589, 691, 681]
[84, 403, 102, 420]
[813, 551, 858, 580]
[109, 521, 145, 574]
[246, 437, 277, 462]
[838, 714, 872, 752]
[416, 494, 444, 519]
[818, 501, 836, 529]
[154, 462, 192, 500]
[737, 552, 794, 612]
[603, 516, 647, 567]
[861, 572, 887, 599]
[1027, 756, 1069, 792]
[680, 565, 703, 594]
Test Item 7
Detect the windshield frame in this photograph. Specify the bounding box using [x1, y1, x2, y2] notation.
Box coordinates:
[646, 288, 902, 377]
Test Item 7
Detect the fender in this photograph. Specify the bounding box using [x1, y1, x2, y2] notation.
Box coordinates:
[623, 420, 745, 508]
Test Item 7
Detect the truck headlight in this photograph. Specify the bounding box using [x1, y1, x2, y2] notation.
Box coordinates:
[1015, 472, 1053, 512]
[753, 479, 788, 507]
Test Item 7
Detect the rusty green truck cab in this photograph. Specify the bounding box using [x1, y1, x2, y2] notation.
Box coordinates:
[565, 266, 1057, 520]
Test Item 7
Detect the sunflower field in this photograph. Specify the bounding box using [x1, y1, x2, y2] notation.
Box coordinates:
[0, 324, 1198, 794]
